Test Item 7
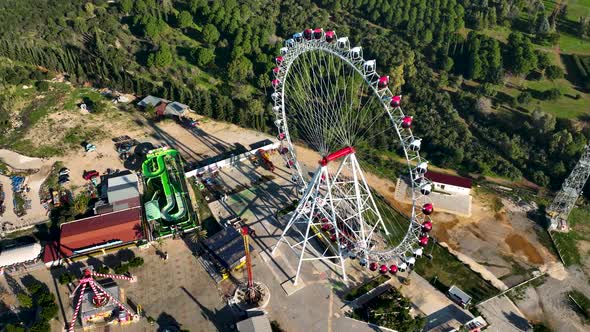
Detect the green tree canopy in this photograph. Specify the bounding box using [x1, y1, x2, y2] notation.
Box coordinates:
[202, 23, 220, 45]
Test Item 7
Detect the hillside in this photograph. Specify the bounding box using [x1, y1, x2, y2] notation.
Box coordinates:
[0, 0, 590, 192]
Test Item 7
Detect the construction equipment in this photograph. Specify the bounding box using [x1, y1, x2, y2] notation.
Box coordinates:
[257, 149, 275, 172]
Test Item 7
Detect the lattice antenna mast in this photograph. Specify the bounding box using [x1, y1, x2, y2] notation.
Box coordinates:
[547, 144, 590, 231]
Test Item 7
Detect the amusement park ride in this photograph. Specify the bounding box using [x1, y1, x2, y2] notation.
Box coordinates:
[270, 28, 434, 285]
[68, 268, 138, 332]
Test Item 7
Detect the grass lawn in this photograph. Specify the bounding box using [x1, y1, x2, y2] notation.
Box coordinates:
[569, 289, 590, 320]
[413, 242, 499, 303]
[566, 0, 590, 23]
[189, 181, 222, 236]
[559, 32, 590, 55]
[502, 76, 590, 118]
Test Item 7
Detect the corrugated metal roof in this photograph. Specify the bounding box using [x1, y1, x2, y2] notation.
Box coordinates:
[107, 173, 139, 204]
[0, 243, 42, 267]
[59, 207, 142, 256]
[202, 227, 251, 269]
[138, 95, 167, 107]
[448, 285, 472, 304]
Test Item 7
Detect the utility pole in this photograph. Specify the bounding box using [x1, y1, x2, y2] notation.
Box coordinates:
[547, 145, 590, 231]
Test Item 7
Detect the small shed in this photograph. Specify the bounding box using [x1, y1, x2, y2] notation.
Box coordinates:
[137, 95, 168, 108]
[201, 227, 252, 270]
[165, 101, 190, 117]
[448, 285, 472, 308]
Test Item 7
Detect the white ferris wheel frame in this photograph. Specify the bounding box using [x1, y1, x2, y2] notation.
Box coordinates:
[271, 29, 433, 273]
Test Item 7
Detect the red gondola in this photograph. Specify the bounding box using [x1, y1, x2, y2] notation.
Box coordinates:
[422, 221, 433, 232]
[401, 116, 413, 129]
[389, 265, 398, 274]
[422, 203, 434, 215]
[391, 95, 402, 107]
[369, 262, 378, 271]
[313, 28, 323, 39]
[418, 235, 429, 247]
[325, 30, 335, 42]
[276, 56, 283, 65]
[272, 79, 280, 88]
[278, 133, 286, 140]
[379, 264, 388, 274]
[378, 76, 389, 88]
[330, 234, 337, 242]
[273, 67, 280, 74]
[303, 29, 312, 40]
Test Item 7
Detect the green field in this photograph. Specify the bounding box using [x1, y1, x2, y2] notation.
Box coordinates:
[566, 0, 590, 23]
[413, 242, 499, 304]
[559, 32, 590, 55]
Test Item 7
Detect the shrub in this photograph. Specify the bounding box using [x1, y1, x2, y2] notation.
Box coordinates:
[36, 80, 50, 91]
[517, 91, 532, 104]
[58, 271, 75, 285]
[114, 264, 129, 274]
[17, 292, 33, 308]
[128, 256, 144, 268]
[96, 265, 110, 274]
[545, 65, 564, 80]
[543, 88, 562, 100]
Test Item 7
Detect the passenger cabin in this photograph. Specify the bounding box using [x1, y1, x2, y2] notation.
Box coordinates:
[448, 285, 472, 308]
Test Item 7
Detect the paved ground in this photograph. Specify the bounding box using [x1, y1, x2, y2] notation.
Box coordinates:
[2, 240, 233, 332]
[394, 177, 472, 217]
[477, 296, 531, 332]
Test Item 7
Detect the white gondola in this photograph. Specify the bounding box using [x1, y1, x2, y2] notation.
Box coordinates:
[274, 119, 282, 127]
[416, 161, 428, 174]
[420, 183, 432, 195]
[280, 47, 289, 55]
[409, 138, 422, 151]
[273, 106, 281, 113]
[407, 256, 416, 267]
[363, 60, 376, 74]
[285, 39, 295, 48]
[271, 92, 280, 101]
[398, 262, 408, 272]
[350, 47, 362, 60]
[336, 37, 349, 49]
[414, 248, 423, 257]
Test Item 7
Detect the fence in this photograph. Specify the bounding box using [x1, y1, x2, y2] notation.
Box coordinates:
[184, 142, 281, 178]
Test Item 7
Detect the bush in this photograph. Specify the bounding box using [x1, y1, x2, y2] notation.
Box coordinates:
[58, 271, 75, 285]
[543, 88, 562, 100]
[114, 264, 129, 274]
[17, 292, 33, 308]
[29, 321, 50, 332]
[96, 265, 110, 274]
[40, 302, 58, 321]
[128, 256, 144, 268]
[545, 65, 564, 80]
[36, 80, 50, 91]
[517, 91, 532, 104]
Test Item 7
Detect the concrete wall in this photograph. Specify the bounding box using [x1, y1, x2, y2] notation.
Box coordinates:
[184, 142, 280, 178]
[432, 182, 471, 196]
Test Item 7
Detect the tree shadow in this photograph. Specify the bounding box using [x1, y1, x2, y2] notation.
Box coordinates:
[156, 312, 182, 331]
[117, 248, 136, 262]
[179, 286, 236, 331]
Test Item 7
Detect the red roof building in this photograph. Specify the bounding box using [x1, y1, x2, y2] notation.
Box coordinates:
[425, 171, 472, 189]
[43, 207, 143, 265]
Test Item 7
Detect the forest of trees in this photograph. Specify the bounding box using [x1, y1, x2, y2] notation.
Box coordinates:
[0, 0, 587, 190]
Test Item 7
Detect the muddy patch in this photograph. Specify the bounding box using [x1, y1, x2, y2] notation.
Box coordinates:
[504, 233, 544, 265]
[432, 218, 459, 249]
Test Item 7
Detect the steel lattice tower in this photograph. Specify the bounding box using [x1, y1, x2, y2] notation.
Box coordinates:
[547, 145, 590, 230]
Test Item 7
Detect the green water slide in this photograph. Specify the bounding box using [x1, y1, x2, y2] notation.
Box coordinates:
[142, 148, 194, 237]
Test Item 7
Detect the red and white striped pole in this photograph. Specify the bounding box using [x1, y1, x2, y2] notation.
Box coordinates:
[93, 282, 135, 320]
[86, 280, 104, 305]
[90, 271, 136, 282]
[69, 282, 87, 332]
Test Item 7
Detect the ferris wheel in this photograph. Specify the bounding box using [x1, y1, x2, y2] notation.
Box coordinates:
[270, 28, 435, 285]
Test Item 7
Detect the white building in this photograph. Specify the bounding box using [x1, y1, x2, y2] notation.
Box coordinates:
[425, 171, 472, 196]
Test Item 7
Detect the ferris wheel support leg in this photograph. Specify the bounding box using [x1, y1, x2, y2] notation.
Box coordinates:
[352, 154, 389, 235]
[293, 199, 318, 286]
[324, 166, 348, 284]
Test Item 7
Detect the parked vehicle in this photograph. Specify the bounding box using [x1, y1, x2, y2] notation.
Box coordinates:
[83, 170, 99, 180]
